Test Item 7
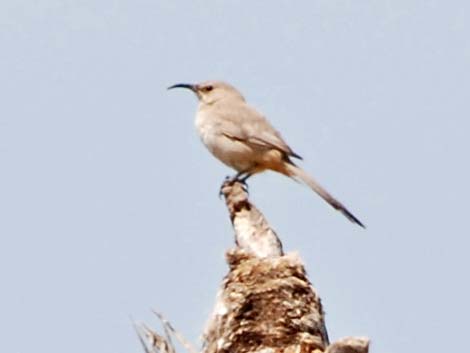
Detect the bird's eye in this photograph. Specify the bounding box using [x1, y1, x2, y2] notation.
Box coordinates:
[203, 85, 214, 92]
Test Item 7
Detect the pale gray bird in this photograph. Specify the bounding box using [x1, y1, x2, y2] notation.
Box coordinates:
[168, 80, 364, 228]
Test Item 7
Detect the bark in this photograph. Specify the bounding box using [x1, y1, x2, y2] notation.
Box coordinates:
[136, 180, 369, 353]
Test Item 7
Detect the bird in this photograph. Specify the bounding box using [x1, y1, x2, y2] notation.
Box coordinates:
[168, 80, 365, 228]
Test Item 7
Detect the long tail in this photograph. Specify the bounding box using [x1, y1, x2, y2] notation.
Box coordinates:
[284, 163, 365, 228]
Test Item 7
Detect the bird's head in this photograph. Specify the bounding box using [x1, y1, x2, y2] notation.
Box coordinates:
[168, 80, 245, 105]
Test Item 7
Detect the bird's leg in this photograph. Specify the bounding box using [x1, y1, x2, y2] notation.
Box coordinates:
[232, 170, 249, 182]
[238, 173, 253, 183]
[223, 171, 247, 183]
[232, 164, 257, 183]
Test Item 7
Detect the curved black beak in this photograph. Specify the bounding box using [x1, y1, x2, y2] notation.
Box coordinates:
[167, 83, 196, 91]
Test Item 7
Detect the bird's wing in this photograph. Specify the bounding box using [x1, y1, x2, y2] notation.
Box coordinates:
[219, 103, 302, 160]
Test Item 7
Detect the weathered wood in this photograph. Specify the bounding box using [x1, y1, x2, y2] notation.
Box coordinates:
[220, 180, 283, 258]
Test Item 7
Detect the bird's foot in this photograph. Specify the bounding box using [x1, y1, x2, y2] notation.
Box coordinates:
[219, 175, 249, 198]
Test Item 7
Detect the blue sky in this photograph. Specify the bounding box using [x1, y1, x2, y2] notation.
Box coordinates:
[1, 1, 469, 353]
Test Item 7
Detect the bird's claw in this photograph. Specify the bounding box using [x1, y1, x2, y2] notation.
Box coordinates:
[219, 175, 249, 198]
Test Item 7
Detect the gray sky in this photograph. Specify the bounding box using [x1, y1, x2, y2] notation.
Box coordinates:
[1, 1, 469, 352]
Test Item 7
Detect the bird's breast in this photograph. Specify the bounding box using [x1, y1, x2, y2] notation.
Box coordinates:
[194, 110, 254, 172]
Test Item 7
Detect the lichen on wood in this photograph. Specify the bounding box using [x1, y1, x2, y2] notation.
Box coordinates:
[202, 248, 329, 353]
